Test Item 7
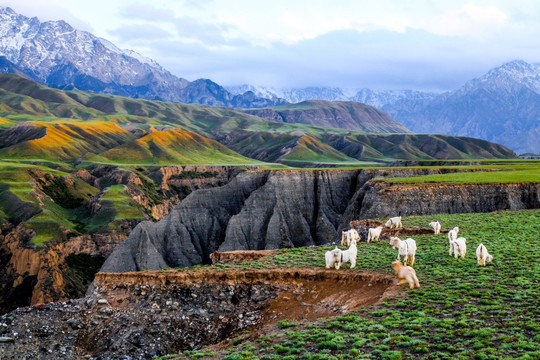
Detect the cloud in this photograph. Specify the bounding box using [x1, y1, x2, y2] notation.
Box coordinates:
[154, 27, 534, 91]
[174, 16, 237, 45]
[109, 24, 175, 43]
[424, 3, 508, 37]
[115, 3, 176, 23]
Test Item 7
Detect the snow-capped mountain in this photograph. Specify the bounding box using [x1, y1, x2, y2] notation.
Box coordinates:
[226, 85, 437, 108]
[458, 59, 540, 95]
[0, 7, 188, 96]
[0, 6, 284, 107]
[350, 89, 437, 108]
[382, 60, 540, 155]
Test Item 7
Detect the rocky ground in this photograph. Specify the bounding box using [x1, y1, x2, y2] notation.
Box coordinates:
[0, 266, 396, 359]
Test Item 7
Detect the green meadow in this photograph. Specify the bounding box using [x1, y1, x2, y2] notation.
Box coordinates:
[160, 210, 540, 360]
[377, 161, 540, 184]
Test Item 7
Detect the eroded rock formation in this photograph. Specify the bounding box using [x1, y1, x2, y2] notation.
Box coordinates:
[100, 168, 539, 273]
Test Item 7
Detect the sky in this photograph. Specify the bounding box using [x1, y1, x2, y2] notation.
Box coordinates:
[3, 0, 540, 92]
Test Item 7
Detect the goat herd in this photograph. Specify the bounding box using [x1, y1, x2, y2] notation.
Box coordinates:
[325, 216, 494, 289]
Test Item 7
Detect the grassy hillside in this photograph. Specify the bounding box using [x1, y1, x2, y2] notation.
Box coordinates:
[0, 121, 136, 161]
[164, 210, 540, 360]
[97, 128, 260, 165]
[281, 135, 358, 163]
[0, 160, 151, 245]
[242, 100, 411, 133]
[0, 74, 517, 166]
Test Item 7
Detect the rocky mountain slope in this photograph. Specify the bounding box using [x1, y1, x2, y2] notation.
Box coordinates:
[382, 60, 540, 155]
[0, 6, 285, 108]
[100, 168, 540, 273]
[229, 61, 540, 154]
[0, 163, 242, 314]
[241, 100, 410, 133]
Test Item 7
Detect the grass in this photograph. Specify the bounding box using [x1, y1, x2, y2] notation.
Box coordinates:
[101, 185, 145, 220]
[377, 162, 540, 184]
[173, 210, 540, 359]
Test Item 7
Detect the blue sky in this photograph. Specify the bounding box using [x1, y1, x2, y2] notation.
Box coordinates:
[4, 0, 540, 91]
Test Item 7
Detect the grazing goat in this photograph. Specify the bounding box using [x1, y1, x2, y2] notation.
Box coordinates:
[335, 239, 358, 269]
[451, 237, 467, 259]
[392, 260, 420, 289]
[325, 247, 342, 269]
[448, 227, 459, 255]
[385, 216, 402, 229]
[429, 221, 441, 235]
[389, 236, 417, 266]
[341, 229, 360, 246]
[476, 243, 493, 266]
[367, 226, 383, 242]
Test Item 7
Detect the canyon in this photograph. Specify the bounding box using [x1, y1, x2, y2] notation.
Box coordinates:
[1, 166, 538, 315]
[101, 168, 539, 273]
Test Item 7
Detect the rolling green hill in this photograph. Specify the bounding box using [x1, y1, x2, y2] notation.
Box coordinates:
[0, 73, 517, 166]
[98, 128, 259, 165]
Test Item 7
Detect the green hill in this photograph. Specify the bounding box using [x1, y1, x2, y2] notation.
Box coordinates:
[242, 100, 411, 133]
[98, 128, 259, 165]
[0, 73, 517, 165]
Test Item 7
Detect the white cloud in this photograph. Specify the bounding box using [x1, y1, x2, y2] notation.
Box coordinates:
[3, 0, 540, 91]
[423, 3, 508, 37]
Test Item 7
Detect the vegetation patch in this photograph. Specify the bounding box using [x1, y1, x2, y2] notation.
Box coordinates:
[63, 252, 106, 298]
[178, 210, 539, 359]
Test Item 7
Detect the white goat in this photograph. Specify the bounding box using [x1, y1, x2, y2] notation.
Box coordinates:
[448, 227, 459, 256]
[476, 243, 493, 266]
[385, 216, 402, 229]
[367, 226, 383, 242]
[451, 237, 467, 259]
[335, 239, 357, 269]
[392, 260, 420, 289]
[325, 247, 342, 269]
[341, 229, 360, 246]
[429, 221, 441, 235]
[389, 236, 417, 266]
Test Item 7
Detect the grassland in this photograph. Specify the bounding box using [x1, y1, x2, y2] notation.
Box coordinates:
[159, 210, 540, 360]
[101, 185, 145, 220]
[0, 160, 150, 245]
[376, 161, 540, 184]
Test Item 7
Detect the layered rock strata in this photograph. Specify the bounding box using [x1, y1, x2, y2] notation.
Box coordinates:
[100, 169, 539, 273]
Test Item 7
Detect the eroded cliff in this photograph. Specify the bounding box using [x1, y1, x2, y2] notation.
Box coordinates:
[100, 168, 539, 273]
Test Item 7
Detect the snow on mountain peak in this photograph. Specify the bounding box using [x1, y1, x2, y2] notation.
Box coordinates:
[463, 60, 540, 94]
[0, 6, 176, 86]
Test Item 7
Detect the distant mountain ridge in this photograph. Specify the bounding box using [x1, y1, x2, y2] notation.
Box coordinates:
[228, 60, 540, 154]
[226, 85, 438, 108]
[241, 100, 410, 133]
[0, 6, 285, 108]
[382, 60, 540, 154]
[0, 73, 516, 165]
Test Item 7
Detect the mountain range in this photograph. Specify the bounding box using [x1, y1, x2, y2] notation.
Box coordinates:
[0, 6, 537, 154]
[0, 6, 285, 108]
[228, 60, 540, 154]
[0, 73, 515, 166]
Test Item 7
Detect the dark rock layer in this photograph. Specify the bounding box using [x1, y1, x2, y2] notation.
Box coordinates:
[100, 169, 539, 273]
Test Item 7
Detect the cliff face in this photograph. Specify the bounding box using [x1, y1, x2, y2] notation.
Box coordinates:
[100, 169, 540, 273]
[0, 222, 128, 314]
[0, 165, 241, 313]
[0, 268, 394, 359]
[356, 181, 539, 219]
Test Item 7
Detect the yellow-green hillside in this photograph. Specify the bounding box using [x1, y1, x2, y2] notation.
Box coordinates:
[98, 128, 261, 165]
